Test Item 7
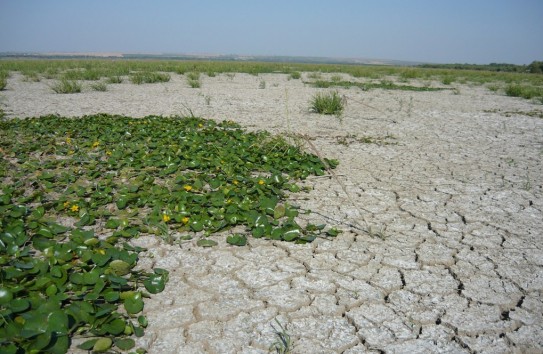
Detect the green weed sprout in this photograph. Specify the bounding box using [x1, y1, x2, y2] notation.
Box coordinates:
[269, 319, 292, 354]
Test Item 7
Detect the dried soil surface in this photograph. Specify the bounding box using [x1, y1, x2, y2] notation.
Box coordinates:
[2, 72, 543, 353]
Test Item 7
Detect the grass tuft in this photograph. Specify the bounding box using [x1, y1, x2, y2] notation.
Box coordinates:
[289, 71, 301, 80]
[0, 72, 7, 90]
[51, 79, 82, 94]
[310, 91, 345, 115]
[130, 72, 170, 84]
[90, 82, 107, 92]
[186, 72, 201, 88]
[106, 75, 123, 84]
[269, 319, 292, 354]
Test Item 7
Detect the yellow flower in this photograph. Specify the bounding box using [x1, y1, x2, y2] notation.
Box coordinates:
[198, 123, 203, 128]
[66, 137, 72, 144]
[68, 150, 75, 155]
[106, 151, 112, 156]
[63, 201, 70, 208]
[183, 185, 193, 192]
[70, 205, 79, 212]
[232, 180, 239, 185]
[258, 179, 265, 185]
[226, 199, 232, 204]
[162, 214, 171, 222]
[181, 217, 190, 224]
[97, 249, 106, 255]
[92, 141, 100, 148]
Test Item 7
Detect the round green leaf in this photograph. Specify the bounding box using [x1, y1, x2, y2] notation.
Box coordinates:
[114, 338, 136, 351]
[108, 259, 132, 276]
[196, 239, 218, 247]
[93, 337, 113, 352]
[123, 292, 144, 314]
[144, 274, 166, 294]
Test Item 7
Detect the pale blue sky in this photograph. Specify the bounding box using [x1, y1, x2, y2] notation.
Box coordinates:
[1, 0, 541, 64]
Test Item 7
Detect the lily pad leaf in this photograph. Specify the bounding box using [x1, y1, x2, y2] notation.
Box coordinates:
[226, 234, 247, 246]
[196, 239, 218, 247]
[77, 339, 98, 350]
[114, 338, 136, 351]
[108, 259, 132, 276]
[93, 337, 113, 352]
[144, 274, 167, 294]
[123, 292, 144, 314]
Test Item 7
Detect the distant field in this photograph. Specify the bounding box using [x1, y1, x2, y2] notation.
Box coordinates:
[0, 59, 542, 103]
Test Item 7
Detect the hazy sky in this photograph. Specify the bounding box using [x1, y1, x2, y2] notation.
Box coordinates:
[1, 0, 541, 64]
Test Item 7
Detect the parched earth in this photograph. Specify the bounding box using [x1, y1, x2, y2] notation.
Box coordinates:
[2, 72, 543, 353]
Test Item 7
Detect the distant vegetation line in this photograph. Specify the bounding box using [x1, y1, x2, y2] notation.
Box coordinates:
[419, 61, 543, 74]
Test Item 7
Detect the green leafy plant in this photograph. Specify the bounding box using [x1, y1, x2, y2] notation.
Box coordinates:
[51, 79, 82, 94]
[310, 91, 345, 115]
[0, 113, 340, 353]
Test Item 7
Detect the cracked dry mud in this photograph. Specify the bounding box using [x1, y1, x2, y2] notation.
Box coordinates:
[2, 72, 543, 353]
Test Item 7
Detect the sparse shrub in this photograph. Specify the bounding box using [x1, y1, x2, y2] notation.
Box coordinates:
[442, 76, 453, 85]
[259, 79, 266, 89]
[90, 82, 107, 91]
[289, 71, 301, 80]
[130, 72, 170, 84]
[331, 74, 342, 82]
[187, 72, 200, 81]
[186, 72, 201, 88]
[188, 79, 201, 88]
[307, 72, 322, 80]
[487, 84, 500, 92]
[207, 71, 216, 77]
[0, 72, 7, 90]
[22, 71, 40, 82]
[310, 91, 345, 115]
[505, 84, 543, 100]
[51, 79, 82, 94]
[313, 80, 332, 88]
[107, 75, 123, 84]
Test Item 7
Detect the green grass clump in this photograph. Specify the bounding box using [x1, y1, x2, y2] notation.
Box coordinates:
[22, 70, 40, 82]
[441, 76, 453, 85]
[90, 81, 107, 91]
[505, 84, 543, 101]
[0, 71, 7, 90]
[289, 71, 301, 80]
[186, 72, 201, 88]
[51, 79, 82, 93]
[106, 75, 123, 84]
[0, 114, 339, 353]
[130, 72, 170, 84]
[310, 91, 345, 115]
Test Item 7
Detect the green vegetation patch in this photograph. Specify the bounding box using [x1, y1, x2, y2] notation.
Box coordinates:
[311, 79, 446, 92]
[310, 91, 345, 115]
[0, 71, 8, 90]
[51, 79, 82, 94]
[0, 114, 339, 352]
[129, 72, 170, 85]
[505, 84, 543, 102]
